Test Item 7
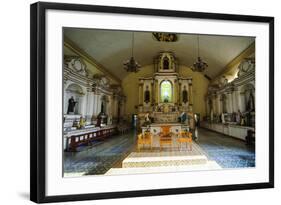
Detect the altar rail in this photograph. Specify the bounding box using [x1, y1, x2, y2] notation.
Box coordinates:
[201, 121, 255, 140]
[64, 126, 117, 152]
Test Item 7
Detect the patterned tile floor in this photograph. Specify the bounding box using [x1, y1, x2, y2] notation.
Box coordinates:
[195, 128, 255, 168]
[64, 128, 255, 176]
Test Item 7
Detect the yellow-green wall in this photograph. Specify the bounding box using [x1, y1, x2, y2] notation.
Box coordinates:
[122, 65, 209, 118]
[179, 65, 209, 118]
[122, 65, 154, 116]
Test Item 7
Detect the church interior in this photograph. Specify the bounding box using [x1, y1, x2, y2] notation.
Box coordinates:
[63, 28, 255, 177]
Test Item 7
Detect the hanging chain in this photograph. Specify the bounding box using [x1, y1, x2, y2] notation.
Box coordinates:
[197, 34, 200, 57]
[132, 32, 134, 57]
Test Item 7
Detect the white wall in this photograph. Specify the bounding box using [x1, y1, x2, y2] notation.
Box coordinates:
[0, 0, 280, 205]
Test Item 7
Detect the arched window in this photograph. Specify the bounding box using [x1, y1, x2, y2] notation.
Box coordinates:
[160, 80, 172, 103]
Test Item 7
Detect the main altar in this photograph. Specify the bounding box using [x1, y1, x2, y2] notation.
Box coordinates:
[138, 52, 194, 133]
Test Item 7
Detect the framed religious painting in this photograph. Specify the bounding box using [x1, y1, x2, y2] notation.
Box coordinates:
[30, 1, 274, 203]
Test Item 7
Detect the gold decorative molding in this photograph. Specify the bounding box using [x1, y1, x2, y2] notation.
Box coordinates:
[64, 36, 121, 84]
[212, 42, 255, 82]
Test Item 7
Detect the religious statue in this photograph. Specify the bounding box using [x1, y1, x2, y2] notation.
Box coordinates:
[221, 113, 225, 124]
[163, 56, 169, 69]
[144, 86, 150, 103]
[67, 96, 77, 114]
[97, 101, 108, 127]
[101, 101, 105, 113]
[180, 112, 187, 124]
[145, 113, 150, 122]
[210, 108, 214, 122]
[232, 112, 237, 122]
[91, 115, 97, 125]
[236, 109, 242, 124]
[182, 86, 188, 104]
[157, 106, 161, 112]
[241, 116, 246, 126]
[78, 116, 85, 129]
[194, 127, 199, 141]
[107, 115, 112, 125]
[194, 114, 200, 127]
[143, 112, 151, 127]
[246, 91, 255, 112]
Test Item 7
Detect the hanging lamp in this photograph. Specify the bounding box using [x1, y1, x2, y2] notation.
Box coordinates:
[192, 35, 208, 72]
[123, 32, 141, 72]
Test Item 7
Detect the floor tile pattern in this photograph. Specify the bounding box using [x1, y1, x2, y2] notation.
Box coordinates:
[64, 128, 255, 176]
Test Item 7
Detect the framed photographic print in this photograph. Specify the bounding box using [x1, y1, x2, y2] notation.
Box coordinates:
[30, 1, 274, 203]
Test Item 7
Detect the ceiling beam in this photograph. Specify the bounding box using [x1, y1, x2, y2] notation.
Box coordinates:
[64, 36, 121, 84]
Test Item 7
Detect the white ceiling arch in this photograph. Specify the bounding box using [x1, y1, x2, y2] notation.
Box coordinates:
[64, 28, 255, 81]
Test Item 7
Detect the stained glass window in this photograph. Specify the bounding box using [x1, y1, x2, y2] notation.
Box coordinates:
[160, 80, 172, 102]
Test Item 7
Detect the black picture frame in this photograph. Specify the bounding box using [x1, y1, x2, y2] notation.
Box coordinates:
[30, 1, 274, 203]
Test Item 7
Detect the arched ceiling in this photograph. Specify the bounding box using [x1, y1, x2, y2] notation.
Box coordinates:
[64, 28, 254, 81]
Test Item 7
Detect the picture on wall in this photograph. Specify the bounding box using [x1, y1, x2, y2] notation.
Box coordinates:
[30, 2, 273, 203]
[63, 28, 256, 177]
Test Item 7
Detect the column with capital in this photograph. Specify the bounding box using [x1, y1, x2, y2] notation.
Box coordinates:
[138, 81, 143, 106]
[85, 87, 94, 122]
[212, 95, 216, 114]
[188, 80, 193, 110]
[178, 80, 182, 105]
[227, 92, 233, 113]
[154, 79, 158, 104]
[217, 94, 221, 114]
[151, 82, 154, 110]
[173, 79, 178, 104]
[232, 88, 238, 112]
[112, 94, 117, 119]
[216, 95, 221, 114]
[92, 88, 100, 116]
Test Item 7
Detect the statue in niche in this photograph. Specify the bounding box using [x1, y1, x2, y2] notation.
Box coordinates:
[182, 86, 188, 103]
[164, 97, 169, 103]
[144, 85, 150, 103]
[101, 101, 106, 114]
[246, 90, 255, 112]
[221, 113, 225, 124]
[67, 96, 77, 114]
[97, 101, 108, 127]
[236, 109, 242, 124]
[163, 56, 169, 70]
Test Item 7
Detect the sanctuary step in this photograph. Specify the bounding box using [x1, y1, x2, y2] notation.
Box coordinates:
[122, 143, 208, 168]
[105, 161, 221, 175]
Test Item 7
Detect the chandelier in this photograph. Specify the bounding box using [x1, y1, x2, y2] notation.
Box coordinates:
[123, 32, 141, 72]
[192, 35, 208, 72]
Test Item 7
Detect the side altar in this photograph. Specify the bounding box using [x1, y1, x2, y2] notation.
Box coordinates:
[137, 52, 194, 129]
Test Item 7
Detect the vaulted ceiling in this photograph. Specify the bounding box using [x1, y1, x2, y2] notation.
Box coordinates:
[64, 28, 255, 81]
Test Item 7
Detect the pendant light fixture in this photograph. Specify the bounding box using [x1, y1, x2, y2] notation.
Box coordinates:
[192, 35, 208, 72]
[123, 32, 141, 72]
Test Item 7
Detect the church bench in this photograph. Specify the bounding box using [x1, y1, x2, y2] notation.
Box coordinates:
[66, 126, 117, 152]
